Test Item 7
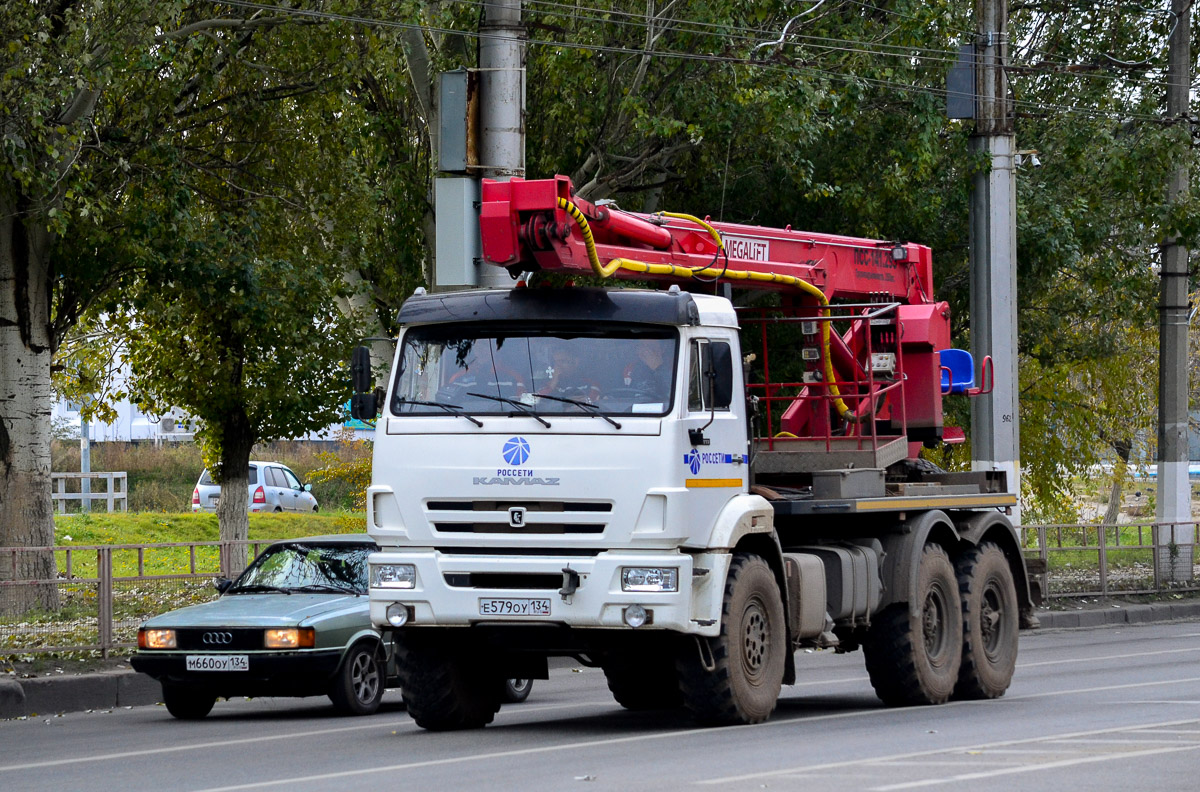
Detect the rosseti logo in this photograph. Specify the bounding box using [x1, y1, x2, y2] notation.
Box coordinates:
[684, 448, 702, 475]
[502, 437, 531, 466]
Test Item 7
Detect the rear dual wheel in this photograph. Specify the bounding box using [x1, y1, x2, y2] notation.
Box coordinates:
[864, 544, 963, 706]
[954, 542, 1018, 700]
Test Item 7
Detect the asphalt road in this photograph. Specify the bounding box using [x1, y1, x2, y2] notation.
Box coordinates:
[3, 621, 1199, 792]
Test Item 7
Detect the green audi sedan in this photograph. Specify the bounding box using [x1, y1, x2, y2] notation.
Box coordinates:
[132, 534, 532, 719]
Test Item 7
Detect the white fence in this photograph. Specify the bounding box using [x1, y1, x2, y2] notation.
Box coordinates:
[51, 472, 128, 513]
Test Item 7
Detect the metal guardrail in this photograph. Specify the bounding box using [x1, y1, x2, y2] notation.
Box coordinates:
[0, 540, 274, 657]
[1, 525, 1198, 657]
[50, 472, 128, 513]
[1020, 521, 1200, 599]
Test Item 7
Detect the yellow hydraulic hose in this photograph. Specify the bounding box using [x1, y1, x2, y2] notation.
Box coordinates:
[556, 197, 860, 422]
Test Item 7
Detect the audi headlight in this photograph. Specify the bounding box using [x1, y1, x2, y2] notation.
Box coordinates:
[138, 628, 176, 649]
[371, 563, 417, 589]
[621, 567, 678, 593]
[264, 628, 315, 649]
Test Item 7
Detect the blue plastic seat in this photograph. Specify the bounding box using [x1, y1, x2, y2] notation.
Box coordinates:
[939, 349, 976, 395]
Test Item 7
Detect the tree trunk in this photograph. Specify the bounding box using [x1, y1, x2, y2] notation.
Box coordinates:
[215, 411, 255, 576]
[1102, 438, 1133, 527]
[0, 183, 60, 615]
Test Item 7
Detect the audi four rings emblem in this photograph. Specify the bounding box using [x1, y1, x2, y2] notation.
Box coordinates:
[202, 631, 233, 645]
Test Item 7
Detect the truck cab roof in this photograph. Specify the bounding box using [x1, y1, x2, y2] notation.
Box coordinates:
[398, 286, 737, 328]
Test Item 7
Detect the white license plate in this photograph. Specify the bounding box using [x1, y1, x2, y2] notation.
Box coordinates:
[186, 654, 249, 672]
[479, 598, 551, 617]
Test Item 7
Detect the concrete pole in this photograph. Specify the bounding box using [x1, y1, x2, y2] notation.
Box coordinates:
[969, 0, 1021, 523]
[1157, 0, 1193, 582]
[80, 418, 91, 514]
[478, 0, 526, 289]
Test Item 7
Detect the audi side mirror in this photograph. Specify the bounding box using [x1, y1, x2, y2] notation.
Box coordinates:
[214, 577, 233, 594]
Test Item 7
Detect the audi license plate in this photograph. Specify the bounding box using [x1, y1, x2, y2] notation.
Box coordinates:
[479, 598, 551, 617]
[186, 655, 249, 672]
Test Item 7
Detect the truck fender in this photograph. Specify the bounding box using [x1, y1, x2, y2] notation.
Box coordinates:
[702, 494, 795, 684]
[952, 510, 1036, 625]
[877, 510, 957, 609]
[703, 493, 775, 551]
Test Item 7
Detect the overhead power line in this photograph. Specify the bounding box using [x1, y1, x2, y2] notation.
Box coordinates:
[205, 0, 1167, 122]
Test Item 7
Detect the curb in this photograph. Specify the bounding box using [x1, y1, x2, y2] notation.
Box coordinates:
[1, 670, 161, 720]
[4, 603, 1200, 720]
[1031, 600, 1200, 630]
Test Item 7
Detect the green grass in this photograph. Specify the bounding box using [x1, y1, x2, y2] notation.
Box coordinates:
[50, 511, 367, 579]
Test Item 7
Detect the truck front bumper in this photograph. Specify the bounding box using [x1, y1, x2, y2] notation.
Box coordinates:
[369, 549, 730, 637]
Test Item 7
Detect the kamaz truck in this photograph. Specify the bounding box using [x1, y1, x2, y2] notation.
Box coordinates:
[353, 175, 1035, 730]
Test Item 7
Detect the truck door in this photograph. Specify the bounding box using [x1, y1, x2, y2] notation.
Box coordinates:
[680, 338, 747, 521]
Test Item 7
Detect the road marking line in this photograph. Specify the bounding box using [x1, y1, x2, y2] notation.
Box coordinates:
[0, 698, 615, 773]
[185, 680, 1200, 792]
[1018, 646, 1200, 668]
[697, 717, 1200, 786]
[869, 743, 1200, 791]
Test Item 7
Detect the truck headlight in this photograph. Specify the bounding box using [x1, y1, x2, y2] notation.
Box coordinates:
[371, 563, 417, 589]
[621, 567, 678, 592]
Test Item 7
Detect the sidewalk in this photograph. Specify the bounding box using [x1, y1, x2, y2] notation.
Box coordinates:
[4, 601, 1200, 720]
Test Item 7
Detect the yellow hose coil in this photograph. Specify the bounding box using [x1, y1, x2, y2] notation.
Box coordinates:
[555, 198, 859, 422]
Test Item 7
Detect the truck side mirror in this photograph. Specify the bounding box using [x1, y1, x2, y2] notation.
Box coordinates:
[350, 391, 377, 421]
[709, 342, 734, 409]
[351, 345, 373, 393]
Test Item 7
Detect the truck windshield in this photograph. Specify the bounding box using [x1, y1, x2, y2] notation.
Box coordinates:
[391, 326, 677, 417]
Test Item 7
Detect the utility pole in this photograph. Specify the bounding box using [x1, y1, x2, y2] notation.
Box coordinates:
[1158, 0, 1193, 582]
[969, 0, 1021, 522]
[478, 0, 526, 289]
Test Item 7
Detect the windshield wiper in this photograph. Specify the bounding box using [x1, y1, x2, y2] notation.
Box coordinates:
[467, 392, 551, 427]
[533, 394, 622, 429]
[394, 397, 483, 427]
[230, 584, 292, 595]
[293, 583, 363, 595]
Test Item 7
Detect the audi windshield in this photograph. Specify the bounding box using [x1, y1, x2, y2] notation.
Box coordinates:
[390, 325, 678, 417]
[229, 543, 372, 594]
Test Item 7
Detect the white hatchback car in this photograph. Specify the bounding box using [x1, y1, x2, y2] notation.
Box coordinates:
[191, 462, 319, 513]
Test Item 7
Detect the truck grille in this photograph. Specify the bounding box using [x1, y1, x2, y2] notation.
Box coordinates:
[426, 500, 611, 535]
[443, 572, 563, 590]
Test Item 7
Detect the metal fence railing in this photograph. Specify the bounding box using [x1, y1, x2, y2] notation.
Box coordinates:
[1020, 521, 1200, 599]
[0, 540, 276, 657]
[2, 526, 1199, 658]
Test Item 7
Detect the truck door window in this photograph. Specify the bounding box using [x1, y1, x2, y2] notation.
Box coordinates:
[688, 340, 733, 413]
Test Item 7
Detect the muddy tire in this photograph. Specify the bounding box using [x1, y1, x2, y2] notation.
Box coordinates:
[395, 636, 501, 730]
[603, 661, 683, 710]
[954, 542, 1019, 700]
[864, 544, 963, 706]
[163, 684, 216, 720]
[677, 554, 786, 725]
[328, 641, 385, 715]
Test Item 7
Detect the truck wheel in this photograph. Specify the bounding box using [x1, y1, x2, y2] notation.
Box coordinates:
[954, 542, 1019, 700]
[603, 661, 683, 710]
[677, 554, 786, 725]
[329, 642, 385, 715]
[162, 684, 216, 719]
[395, 637, 501, 730]
[864, 544, 963, 706]
[501, 678, 533, 704]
